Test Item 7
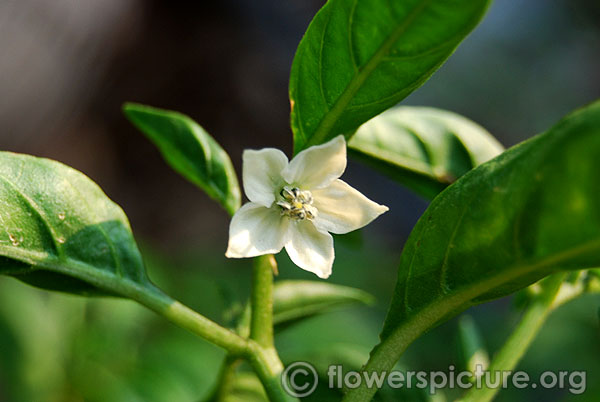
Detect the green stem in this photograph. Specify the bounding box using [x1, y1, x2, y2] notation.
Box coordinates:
[44, 247, 294, 400]
[129, 278, 294, 401]
[341, 244, 600, 402]
[41, 256, 250, 355]
[130, 284, 250, 355]
[458, 273, 567, 402]
[246, 343, 295, 402]
[250, 255, 276, 347]
[247, 255, 296, 401]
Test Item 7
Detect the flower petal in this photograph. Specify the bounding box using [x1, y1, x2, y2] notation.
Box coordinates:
[226, 202, 289, 258]
[282, 135, 346, 190]
[312, 179, 389, 234]
[243, 148, 288, 207]
[285, 220, 334, 279]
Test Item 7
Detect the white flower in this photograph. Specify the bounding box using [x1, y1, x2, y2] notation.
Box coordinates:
[225, 135, 388, 279]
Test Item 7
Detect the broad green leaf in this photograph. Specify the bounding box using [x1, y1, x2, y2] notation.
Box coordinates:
[382, 101, 600, 340]
[289, 0, 490, 152]
[348, 106, 504, 199]
[123, 103, 241, 215]
[273, 280, 374, 325]
[0, 152, 153, 296]
[341, 102, 600, 401]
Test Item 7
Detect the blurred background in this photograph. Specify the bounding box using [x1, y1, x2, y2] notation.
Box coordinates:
[0, 0, 599, 401]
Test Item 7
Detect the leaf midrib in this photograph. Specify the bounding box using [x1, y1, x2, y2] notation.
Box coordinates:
[0, 173, 63, 258]
[339, 237, 600, 402]
[305, 0, 434, 148]
[0, 244, 150, 295]
[385, 237, 600, 348]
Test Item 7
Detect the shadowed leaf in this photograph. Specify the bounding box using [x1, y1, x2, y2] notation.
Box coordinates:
[348, 106, 503, 199]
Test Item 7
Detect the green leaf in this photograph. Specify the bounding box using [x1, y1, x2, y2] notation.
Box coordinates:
[0, 152, 153, 296]
[273, 280, 374, 326]
[123, 103, 241, 215]
[340, 102, 600, 402]
[348, 106, 504, 199]
[289, 0, 490, 152]
[380, 100, 600, 346]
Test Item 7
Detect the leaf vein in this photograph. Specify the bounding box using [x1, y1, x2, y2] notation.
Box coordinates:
[307, 0, 435, 146]
[318, 8, 334, 110]
[61, 174, 125, 278]
[347, 0, 359, 73]
[0, 171, 62, 258]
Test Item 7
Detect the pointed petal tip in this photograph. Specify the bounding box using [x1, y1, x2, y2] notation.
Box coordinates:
[378, 204, 390, 214]
[317, 270, 332, 279]
[332, 134, 346, 145]
[225, 245, 245, 259]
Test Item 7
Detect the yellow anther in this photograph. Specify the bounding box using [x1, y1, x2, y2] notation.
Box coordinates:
[277, 186, 317, 221]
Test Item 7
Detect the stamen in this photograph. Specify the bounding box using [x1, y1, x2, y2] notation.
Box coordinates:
[277, 186, 317, 221]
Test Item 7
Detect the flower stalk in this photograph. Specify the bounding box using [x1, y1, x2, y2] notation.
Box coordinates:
[250, 254, 277, 347]
[248, 254, 294, 401]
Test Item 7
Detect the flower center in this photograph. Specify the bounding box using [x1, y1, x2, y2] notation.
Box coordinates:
[277, 186, 317, 221]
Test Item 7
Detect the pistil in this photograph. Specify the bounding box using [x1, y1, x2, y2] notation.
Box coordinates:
[277, 186, 317, 221]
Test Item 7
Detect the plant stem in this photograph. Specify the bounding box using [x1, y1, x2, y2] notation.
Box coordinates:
[135, 279, 295, 401]
[341, 244, 600, 402]
[251, 255, 276, 347]
[51, 251, 294, 400]
[246, 342, 295, 402]
[132, 284, 250, 355]
[42, 256, 251, 355]
[342, 274, 567, 402]
[131, 279, 295, 401]
[247, 254, 297, 401]
[458, 273, 567, 402]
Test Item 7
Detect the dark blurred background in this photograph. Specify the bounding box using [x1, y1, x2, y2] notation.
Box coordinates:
[0, 1, 599, 401]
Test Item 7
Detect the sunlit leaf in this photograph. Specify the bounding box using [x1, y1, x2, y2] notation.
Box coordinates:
[289, 0, 490, 152]
[123, 103, 241, 215]
[0, 152, 153, 296]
